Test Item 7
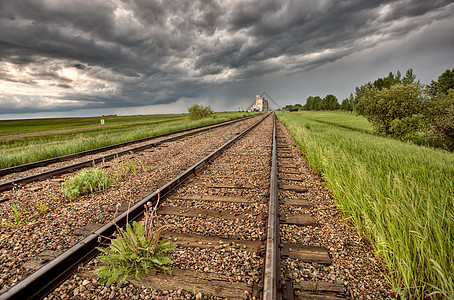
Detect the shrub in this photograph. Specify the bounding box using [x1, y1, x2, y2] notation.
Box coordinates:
[62, 168, 112, 199]
[95, 203, 177, 285]
[188, 104, 213, 120]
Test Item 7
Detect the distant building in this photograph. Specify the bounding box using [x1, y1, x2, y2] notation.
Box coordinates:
[250, 94, 269, 111]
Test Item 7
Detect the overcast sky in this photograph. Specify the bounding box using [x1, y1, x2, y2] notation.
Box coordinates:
[1, 0, 453, 119]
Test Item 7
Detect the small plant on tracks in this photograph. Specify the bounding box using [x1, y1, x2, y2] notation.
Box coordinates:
[94, 201, 177, 285]
[113, 159, 137, 182]
[1, 204, 27, 229]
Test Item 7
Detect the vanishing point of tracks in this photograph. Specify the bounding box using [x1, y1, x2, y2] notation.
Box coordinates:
[1, 113, 346, 299]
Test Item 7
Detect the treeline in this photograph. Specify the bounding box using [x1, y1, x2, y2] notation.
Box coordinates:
[283, 94, 340, 111]
[284, 68, 454, 150]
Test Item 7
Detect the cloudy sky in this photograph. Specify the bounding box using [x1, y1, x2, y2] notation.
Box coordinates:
[1, 0, 453, 119]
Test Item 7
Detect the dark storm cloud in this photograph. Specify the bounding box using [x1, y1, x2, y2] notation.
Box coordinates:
[0, 0, 453, 115]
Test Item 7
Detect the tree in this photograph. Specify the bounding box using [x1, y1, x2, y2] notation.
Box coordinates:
[402, 68, 418, 85]
[324, 94, 340, 110]
[356, 83, 426, 137]
[341, 93, 354, 112]
[428, 68, 454, 99]
[304, 96, 315, 110]
[426, 89, 454, 150]
[313, 96, 323, 110]
[188, 104, 213, 120]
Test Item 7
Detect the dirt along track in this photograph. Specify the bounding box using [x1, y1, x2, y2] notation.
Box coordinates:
[0, 113, 392, 299]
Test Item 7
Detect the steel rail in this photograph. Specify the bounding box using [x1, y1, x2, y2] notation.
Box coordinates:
[0, 114, 259, 193]
[263, 112, 280, 299]
[0, 113, 270, 300]
[0, 114, 257, 177]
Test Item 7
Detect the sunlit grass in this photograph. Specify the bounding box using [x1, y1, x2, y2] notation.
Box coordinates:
[0, 112, 254, 169]
[277, 111, 453, 299]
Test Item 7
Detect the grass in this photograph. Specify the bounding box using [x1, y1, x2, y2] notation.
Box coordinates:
[276, 110, 453, 299]
[61, 168, 113, 200]
[0, 112, 254, 169]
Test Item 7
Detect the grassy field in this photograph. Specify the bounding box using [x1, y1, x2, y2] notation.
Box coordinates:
[0, 112, 255, 169]
[277, 111, 453, 299]
[0, 114, 186, 136]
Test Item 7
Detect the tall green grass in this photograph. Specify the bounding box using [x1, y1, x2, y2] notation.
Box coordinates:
[277, 111, 453, 298]
[0, 112, 253, 169]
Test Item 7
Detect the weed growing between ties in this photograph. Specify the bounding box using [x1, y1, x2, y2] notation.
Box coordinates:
[95, 202, 177, 285]
[1, 204, 27, 229]
[113, 160, 137, 182]
[276, 111, 454, 299]
[61, 168, 112, 200]
[35, 201, 48, 214]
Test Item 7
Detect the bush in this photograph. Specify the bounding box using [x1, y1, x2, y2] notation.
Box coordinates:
[62, 168, 112, 199]
[356, 84, 427, 136]
[187, 104, 213, 120]
[389, 114, 427, 140]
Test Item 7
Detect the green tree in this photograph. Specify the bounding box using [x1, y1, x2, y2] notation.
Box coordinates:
[188, 104, 213, 120]
[324, 94, 340, 110]
[402, 68, 418, 85]
[304, 96, 314, 110]
[428, 68, 454, 99]
[426, 89, 454, 150]
[313, 96, 322, 110]
[356, 83, 426, 137]
[341, 93, 354, 112]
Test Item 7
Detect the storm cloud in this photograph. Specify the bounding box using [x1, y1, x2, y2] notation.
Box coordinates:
[0, 0, 453, 116]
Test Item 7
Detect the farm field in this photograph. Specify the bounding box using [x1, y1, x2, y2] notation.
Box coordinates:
[291, 110, 374, 133]
[276, 110, 453, 299]
[0, 112, 254, 169]
[0, 114, 186, 136]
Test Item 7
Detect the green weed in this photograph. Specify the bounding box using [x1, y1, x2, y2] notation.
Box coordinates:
[36, 201, 48, 214]
[61, 168, 112, 200]
[1, 204, 27, 228]
[94, 202, 177, 285]
[113, 160, 137, 182]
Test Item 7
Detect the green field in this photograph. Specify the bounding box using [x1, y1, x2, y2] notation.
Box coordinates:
[277, 111, 453, 299]
[0, 114, 186, 136]
[0, 112, 255, 169]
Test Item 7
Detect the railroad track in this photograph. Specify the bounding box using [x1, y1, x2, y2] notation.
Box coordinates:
[1, 113, 347, 299]
[0, 114, 258, 193]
